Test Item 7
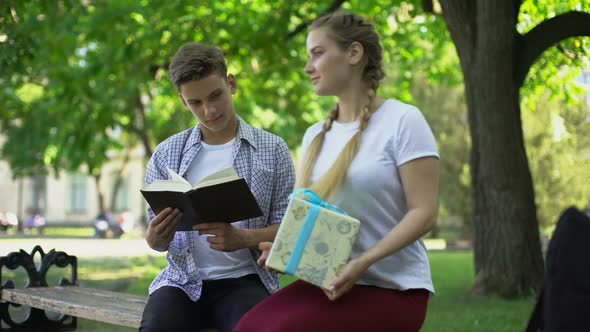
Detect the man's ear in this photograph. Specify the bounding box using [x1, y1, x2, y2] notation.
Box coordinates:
[348, 41, 364, 65]
[227, 74, 237, 94]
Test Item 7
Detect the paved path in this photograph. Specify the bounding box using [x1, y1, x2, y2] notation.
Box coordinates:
[0, 238, 165, 258]
[1, 237, 464, 258]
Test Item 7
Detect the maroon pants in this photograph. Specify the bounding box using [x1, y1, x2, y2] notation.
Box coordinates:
[234, 280, 429, 332]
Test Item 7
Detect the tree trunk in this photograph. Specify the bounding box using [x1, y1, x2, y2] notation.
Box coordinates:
[463, 68, 543, 297]
[17, 177, 24, 233]
[109, 151, 130, 212]
[440, 0, 544, 297]
[94, 174, 106, 215]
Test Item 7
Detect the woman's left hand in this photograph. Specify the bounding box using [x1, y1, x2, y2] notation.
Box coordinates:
[323, 257, 370, 301]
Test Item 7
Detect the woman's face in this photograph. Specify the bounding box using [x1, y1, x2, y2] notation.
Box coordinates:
[304, 28, 354, 96]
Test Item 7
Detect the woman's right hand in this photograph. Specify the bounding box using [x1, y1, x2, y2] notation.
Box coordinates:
[257, 242, 273, 267]
[257, 241, 282, 274]
[146, 208, 182, 252]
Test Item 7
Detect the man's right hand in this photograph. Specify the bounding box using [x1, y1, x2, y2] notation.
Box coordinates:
[146, 208, 182, 252]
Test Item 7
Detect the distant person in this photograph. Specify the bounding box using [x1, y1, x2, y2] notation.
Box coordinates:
[93, 211, 124, 239]
[26, 210, 46, 235]
[0, 211, 18, 233]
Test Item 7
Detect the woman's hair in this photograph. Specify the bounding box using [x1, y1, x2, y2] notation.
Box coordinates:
[168, 42, 227, 91]
[297, 12, 385, 200]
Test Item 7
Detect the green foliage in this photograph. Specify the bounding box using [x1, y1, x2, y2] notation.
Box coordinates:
[518, 0, 590, 226]
[523, 87, 590, 226]
[411, 75, 472, 226]
[1, 0, 588, 230]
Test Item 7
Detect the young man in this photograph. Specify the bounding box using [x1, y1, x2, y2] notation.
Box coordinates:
[140, 42, 295, 332]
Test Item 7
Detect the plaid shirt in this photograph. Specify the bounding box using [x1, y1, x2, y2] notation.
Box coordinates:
[144, 118, 295, 301]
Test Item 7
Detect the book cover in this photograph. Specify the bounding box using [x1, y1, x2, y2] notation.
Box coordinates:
[140, 167, 263, 231]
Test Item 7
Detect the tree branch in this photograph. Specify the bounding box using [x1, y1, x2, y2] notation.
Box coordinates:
[422, 0, 434, 13]
[515, 11, 590, 87]
[439, 0, 477, 65]
[286, 0, 346, 40]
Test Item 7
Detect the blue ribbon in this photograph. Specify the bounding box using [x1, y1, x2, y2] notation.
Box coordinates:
[284, 189, 349, 275]
[288, 189, 349, 216]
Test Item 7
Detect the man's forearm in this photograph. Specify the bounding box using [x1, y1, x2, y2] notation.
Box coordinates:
[241, 223, 280, 249]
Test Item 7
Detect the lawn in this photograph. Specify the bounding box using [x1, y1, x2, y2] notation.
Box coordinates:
[2, 251, 536, 331]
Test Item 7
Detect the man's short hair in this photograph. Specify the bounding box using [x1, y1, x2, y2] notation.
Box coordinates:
[168, 42, 228, 90]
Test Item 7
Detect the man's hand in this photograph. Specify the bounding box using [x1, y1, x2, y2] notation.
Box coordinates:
[323, 257, 370, 301]
[146, 208, 182, 252]
[193, 222, 247, 252]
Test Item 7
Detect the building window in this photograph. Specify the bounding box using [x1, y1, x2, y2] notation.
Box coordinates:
[69, 173, 87, 212]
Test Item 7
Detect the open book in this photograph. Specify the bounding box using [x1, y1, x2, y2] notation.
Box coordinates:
[140, 166, 263, 231]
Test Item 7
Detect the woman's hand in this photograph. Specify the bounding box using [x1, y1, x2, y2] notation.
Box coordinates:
[324, 257, 370, 301]
[256, 242, 281, 273]
[257, 242, 273, 266]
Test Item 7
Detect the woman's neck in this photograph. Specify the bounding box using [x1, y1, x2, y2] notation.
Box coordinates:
[336, 92, 384, 123]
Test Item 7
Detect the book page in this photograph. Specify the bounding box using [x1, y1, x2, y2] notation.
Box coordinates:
[167, 167, 191, 185]
[194, 166, 240, 189]
[143, 167, 192, 192]
[144, 179, 192, 192]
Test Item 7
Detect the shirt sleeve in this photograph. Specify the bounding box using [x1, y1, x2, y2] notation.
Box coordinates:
[144, 146, 169, 222]
[390, 106, 439, 167]
[268, 139, 295, 224]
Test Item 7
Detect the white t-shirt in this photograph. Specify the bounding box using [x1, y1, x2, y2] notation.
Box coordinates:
[300, 99, 439, 293]
[185, 138, 257, 280]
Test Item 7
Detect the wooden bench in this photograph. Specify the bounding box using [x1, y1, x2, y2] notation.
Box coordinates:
[0, 246, 147, 330]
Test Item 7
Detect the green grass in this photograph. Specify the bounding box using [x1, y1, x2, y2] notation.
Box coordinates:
[1, 226, 144, 239]
[2, 251, 535, 331]
[42, 226, 95, 238]
[421, 251, 535, 332]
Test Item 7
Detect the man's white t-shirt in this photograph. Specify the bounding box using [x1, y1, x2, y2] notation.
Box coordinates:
[185, 138, 257, 280]
[300, 99, 439, 293]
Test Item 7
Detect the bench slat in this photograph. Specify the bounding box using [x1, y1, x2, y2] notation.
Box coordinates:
[1, 286, 147, 328]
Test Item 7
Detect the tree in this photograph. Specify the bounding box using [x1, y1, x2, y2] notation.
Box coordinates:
[1, 0, 588, 297]
[428, 0, 590, 297]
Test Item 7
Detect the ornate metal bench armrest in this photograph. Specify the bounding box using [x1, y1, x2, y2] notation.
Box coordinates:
[0, 245, 77, 331]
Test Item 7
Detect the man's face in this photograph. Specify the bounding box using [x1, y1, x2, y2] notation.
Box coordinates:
[179, 73, 237, 140]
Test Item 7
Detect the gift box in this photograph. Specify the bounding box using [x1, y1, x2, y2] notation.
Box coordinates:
[266, 189, 360, 289]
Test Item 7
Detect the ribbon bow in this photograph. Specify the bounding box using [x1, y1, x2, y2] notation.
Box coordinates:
[289, 188, 349, 216]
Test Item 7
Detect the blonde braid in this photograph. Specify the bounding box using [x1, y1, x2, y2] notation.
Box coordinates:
[299, 82, 379, 201]
[297, 106, 339, 189]
[298, 11, 385, 201]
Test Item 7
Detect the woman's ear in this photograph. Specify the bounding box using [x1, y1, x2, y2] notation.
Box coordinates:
[348, 41, 364, 65]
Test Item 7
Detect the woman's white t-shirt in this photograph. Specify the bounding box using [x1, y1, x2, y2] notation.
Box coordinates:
[300, 99, 439, 293]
